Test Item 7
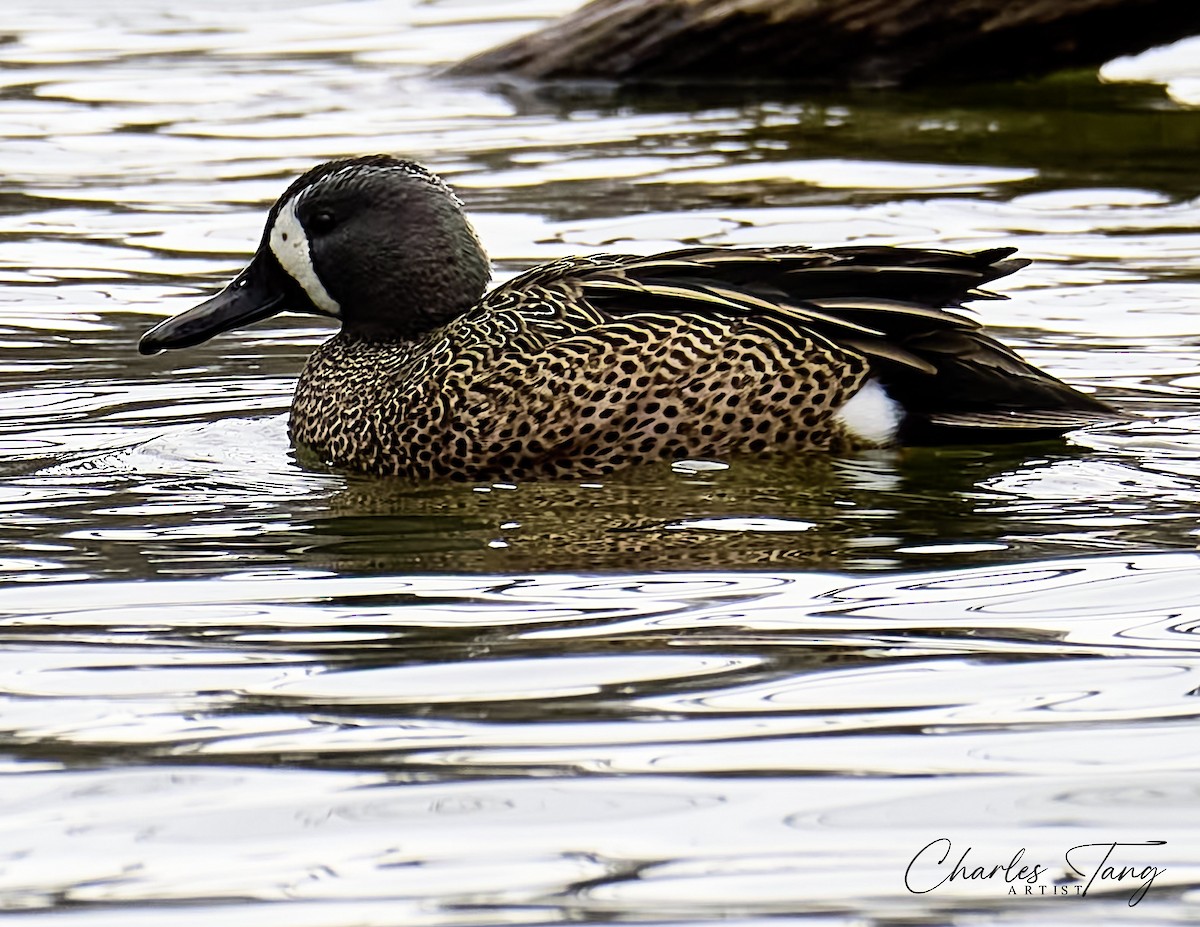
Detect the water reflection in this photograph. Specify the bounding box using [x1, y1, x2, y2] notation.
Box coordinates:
[10, 418, 1200, 580]
[2, 555, 1200, 920]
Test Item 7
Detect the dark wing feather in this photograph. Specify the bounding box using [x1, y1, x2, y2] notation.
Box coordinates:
[502, 245, 1121, 442]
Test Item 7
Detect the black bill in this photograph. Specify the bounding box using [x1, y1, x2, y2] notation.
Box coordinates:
[139, 251, 297, 355]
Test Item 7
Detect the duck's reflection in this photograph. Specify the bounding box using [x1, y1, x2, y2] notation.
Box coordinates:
[292, 441, 1097, 574]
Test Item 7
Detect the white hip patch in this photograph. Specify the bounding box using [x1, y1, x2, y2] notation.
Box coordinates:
[268, 197, 341, 316]
[833, 377, 903, 446]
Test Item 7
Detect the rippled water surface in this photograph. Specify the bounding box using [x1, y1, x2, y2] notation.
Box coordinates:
[3, 2, 1200, 924]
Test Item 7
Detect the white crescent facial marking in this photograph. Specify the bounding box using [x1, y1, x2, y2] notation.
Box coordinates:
[268, 196, 341, 316]
[834, 377, 904, 446]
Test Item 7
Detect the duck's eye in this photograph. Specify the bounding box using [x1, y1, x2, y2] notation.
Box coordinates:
[308, 210, 338, 234]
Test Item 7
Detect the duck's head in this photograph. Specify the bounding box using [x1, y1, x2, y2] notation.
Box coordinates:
[138, 155, 491, 354]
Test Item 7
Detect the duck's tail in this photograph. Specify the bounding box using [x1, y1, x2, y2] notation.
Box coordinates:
[580, 244, 1123, 443]
[805, 246, 1122, 443]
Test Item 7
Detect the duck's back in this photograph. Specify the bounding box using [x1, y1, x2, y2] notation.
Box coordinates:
[290, 246, 1117, 479]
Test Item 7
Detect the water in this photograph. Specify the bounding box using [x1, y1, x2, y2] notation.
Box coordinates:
[2, 1, 1200, 923]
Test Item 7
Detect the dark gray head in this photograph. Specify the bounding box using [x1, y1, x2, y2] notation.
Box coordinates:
[139, 155, 491, 353]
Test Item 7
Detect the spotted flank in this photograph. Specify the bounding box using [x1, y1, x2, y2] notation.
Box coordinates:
[139, 155, 1123, 480]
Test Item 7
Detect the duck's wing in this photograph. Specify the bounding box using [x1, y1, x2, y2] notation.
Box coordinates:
[539, 245, 1122, 442]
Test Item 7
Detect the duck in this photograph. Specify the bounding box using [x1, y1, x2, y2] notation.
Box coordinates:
[138, 154, 1121, 480]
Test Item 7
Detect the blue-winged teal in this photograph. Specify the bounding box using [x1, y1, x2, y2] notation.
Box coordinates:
[139, 155, 1120, 480]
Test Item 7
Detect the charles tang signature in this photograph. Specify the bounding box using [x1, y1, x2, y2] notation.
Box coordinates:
[904, 838, 1167, 905]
